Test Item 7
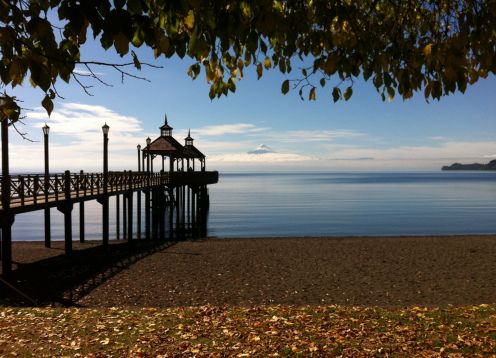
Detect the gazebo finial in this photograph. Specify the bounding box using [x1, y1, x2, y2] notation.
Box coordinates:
[185, 128, 194, 146]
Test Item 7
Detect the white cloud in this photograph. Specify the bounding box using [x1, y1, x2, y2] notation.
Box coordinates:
[278, 129, 363, 142]
[329, 141, 496, 161]
[197, 123, 269, 136]
[11, 103, 150, 172]
[210, 152, 312, 163]
[429, 136, 452, 141]
[484, 154, 496, 158]
[73, 68, 105, 76]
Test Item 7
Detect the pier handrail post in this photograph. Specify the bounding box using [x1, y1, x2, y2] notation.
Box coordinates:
[102, 123, 109, 247]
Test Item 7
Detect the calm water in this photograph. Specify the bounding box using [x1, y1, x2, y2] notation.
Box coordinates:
[12, 172, 496, 240]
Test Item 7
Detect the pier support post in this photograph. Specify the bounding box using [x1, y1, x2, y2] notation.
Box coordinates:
[159, 189, 165, 240]
[127, 191, 133, 241]
[123, 179, 127, 240]
[191, 187, 196, 238]
[152, 189, 158, 239]
[102, 195, 109, 247]
[79, 201, 85, 243]
[0, 215, 15, 277]
[116, 194, 120, 240]
[168, 188, 174, 240]
[43, 124, 51, 248]
[57, 170, 73, 255]
[79, 170, 85, 243]
[145, 189, 150, 240]
[44, 207, 51, 248]
[102, 124, 109, 248]
[137, 190, 141, 239]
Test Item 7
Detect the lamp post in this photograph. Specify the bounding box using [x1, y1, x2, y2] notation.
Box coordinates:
[146, 137, 151, 173]
[42, 123, 51, 248]
[145, 137, 151, 240]
[1, 100, 13, 275]
[137, 144, 141, 172]
[102, 123, 109, 247]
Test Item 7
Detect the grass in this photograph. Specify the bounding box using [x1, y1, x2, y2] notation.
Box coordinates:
[0, 304, 495, 357]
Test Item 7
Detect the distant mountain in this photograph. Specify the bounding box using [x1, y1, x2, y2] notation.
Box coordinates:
[442, 159, 496, 171]
[247, 144, 275, 155]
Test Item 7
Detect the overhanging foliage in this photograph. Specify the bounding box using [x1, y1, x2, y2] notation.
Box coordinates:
[1, 0, 495, 122]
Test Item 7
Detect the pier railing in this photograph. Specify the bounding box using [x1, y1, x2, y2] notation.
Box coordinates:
[0, 171, 218, 212]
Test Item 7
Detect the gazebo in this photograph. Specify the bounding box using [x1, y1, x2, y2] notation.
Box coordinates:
[141, 115, 206, 172]
[182, 129, 206, 171]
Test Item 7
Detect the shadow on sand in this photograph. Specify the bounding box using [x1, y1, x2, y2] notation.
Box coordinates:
[0, 240, 177, 307]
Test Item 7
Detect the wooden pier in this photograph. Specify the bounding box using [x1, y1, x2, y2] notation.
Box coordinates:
[0, 115, 218, 277]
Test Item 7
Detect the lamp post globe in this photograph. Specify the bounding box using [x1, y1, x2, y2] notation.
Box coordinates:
[42, 123, 50, 136]
[102, 123, 109, 135]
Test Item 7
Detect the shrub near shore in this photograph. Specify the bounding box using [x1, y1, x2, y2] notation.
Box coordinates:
[0, 304, 495, 356]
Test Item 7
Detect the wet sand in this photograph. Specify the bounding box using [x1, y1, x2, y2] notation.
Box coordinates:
[3, 236, 496, 307]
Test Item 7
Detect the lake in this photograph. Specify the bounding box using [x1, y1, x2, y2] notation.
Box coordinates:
[11, 171, 496, 240]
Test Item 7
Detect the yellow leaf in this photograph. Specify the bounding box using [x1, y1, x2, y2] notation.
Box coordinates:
[309, 87, 316, 100]
[264, 56, 271, 69]
[423, 44, 433, 57]
[184, 10, 195, 30]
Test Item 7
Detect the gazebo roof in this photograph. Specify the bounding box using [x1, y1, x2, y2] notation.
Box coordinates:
[143, 135, 184, 156]
[183, 144, 205, 159]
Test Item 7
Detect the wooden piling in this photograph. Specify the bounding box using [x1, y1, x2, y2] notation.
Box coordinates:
[127, 191, 133, 241]
[116, 194, 120, 240]
[60, 170, 73, 255]
[137, 190, 141, 239]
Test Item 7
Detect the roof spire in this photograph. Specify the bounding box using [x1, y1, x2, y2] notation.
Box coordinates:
[164, 113, 168, 125]
[188, 128, 191, 137]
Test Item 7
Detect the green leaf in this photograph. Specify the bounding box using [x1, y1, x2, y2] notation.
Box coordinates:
[387, 87, 395, 102]
[42, 94, 53, 117]
[256, 63, 263, 79]
[332, 87, 341, 102]
[281, 79, 289, 94]
[131, 51, 141, 70]
[114, 33, 129, 56]
[343, 86, 353, 101]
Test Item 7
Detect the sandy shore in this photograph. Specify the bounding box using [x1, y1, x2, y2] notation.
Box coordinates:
[2, 235, 496, 307]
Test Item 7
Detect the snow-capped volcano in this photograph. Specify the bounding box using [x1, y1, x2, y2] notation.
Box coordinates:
[247, 144, 276, 154]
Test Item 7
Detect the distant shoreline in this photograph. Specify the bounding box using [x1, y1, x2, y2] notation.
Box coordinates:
[442, 159, 496, 171]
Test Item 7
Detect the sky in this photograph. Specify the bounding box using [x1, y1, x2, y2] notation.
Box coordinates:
[5, 36, 496, 173]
